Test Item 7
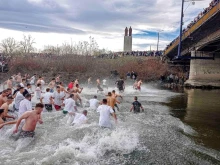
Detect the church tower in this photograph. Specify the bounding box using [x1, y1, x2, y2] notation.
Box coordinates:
[124, 26, 132, 52]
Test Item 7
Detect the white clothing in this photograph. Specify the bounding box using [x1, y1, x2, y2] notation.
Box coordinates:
[97, 105, 114, 128]
[53, 91, 65, 106]
[89, 98, 99, 110]
[14, 92, 25, 110]
[35, 87, 41, 99]
[30, 76, 36, 84]
[40, 80, 45, 86]
[63, 98, 76, 112]
[103, 79, 107, 85]
[18, 99, 32, 117]
[26, 88, 32, 94]
[72, 113, 87, 124]
[42, 92, 53, 104]
[20, 82, 25, 87]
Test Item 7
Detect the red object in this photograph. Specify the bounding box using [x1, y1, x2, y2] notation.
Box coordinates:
[68, 82, 74, 89]
[54, 105, 61, 111]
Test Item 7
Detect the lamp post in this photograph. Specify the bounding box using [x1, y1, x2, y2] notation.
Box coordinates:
[157, 30, 163, 52]
[177, 0, 184, 57]
[177, 0, 200, 58]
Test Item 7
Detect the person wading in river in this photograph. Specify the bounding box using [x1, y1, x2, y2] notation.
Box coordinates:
[97, 99, 117, 128]
[13, 103, 44, 138]
[130, 96, 144, 113]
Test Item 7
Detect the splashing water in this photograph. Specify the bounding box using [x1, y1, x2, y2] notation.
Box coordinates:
[0, 84, 219, 165]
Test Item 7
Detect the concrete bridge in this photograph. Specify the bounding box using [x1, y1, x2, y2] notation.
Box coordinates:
[164, 1, 220, 88]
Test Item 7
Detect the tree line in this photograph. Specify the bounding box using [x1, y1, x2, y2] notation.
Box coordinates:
[0, 35, 111, 56]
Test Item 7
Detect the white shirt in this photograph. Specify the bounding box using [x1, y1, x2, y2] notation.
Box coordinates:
[20, 82, 25, 87]
[26, 88, 32, 94]
[41, 80, 45, 86]
[30, 76, 36, 84]
[42, 92, 53, 104]
[72, 113, 87, 124]
[53, 91, 65, 106]
[18, 99, 32, 117]
[97, 104, 114, 128]
[89, 98, 99, 110]
[63, 98, 76, 112]
[35, 87, 41, 98]
[103, 79, 107, 85]
[14, 92, 25, 109]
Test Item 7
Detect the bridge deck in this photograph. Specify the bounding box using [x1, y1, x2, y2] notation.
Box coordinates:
[165, 1, 220, 56]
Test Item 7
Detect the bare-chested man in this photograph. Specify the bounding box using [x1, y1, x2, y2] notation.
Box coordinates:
[16, 73, 22, 84]
[106, 92, 120, 112]
[48, 78, 56, 93]
[137, 80, 142, 91]
[13, 103, 44, 138]
[72, 84, 83, 94]
[96, 78, 103, 93]
[112, 90, 123, 111]
[0, 90, 8, 107]
[0, 109, 17, 129]
[0, 95, 15, 121]
[36, 76, 42, 86]
[55, 75, 61, 85]
[4, 77, 13, 89]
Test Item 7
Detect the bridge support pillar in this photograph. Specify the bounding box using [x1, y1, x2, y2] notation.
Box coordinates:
[185, 52, 220, 88]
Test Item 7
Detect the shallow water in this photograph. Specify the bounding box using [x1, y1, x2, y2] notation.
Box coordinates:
[0, 84, 220, 165]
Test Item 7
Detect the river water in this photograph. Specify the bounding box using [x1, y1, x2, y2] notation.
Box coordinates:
[0, 84, 220, 165]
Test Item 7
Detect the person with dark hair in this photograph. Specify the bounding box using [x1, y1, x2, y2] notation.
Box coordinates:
[52, 86, 65, 111]
[89, 95, 100, 110]
[0, 90, 8, 107]
[35, 83, 42, 100]
[69, 110, 88, 125]
[13, 84, 21, 97]
[115, 77, 125, 93]
[14, 87, 25, 111]
[0, 95, 15, 121]
[18, 93, 32, 117]
[97, 99, 117, 128]
[25, 83, 33, 94]
[106, 92, 120, 112]
[0, 109, 17, 129]
[40, 88, 53, 112]
[96, 78, 103, 93]
[73, 84, 83, 94]
[13, 103, 44, 138]
[63, 94, 77, 114]
[112, 90, 122, 111]
[130, 96, 144, 113]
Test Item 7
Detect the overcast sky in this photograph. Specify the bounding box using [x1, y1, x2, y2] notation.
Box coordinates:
[0, 0, 212, 51]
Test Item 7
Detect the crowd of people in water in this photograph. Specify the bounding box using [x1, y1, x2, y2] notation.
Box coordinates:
[165, 0, 219, 51]
[0, 73, 144, 139]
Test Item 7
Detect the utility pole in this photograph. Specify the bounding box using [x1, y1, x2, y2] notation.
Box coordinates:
[177, 0, 185, 57]
[157, 32, 159, 52]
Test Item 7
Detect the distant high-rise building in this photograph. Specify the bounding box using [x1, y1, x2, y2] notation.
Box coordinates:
[124, 26, 132, 52]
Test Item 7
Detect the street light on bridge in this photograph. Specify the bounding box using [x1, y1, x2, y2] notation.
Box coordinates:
[177, 0, 203, 58]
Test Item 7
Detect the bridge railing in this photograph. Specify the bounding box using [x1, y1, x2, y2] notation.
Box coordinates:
[165, 1, 220, 55]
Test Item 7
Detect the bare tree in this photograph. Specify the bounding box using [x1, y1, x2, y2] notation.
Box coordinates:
[19, 34, 35, 54]
[0, 37, 19, 54]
